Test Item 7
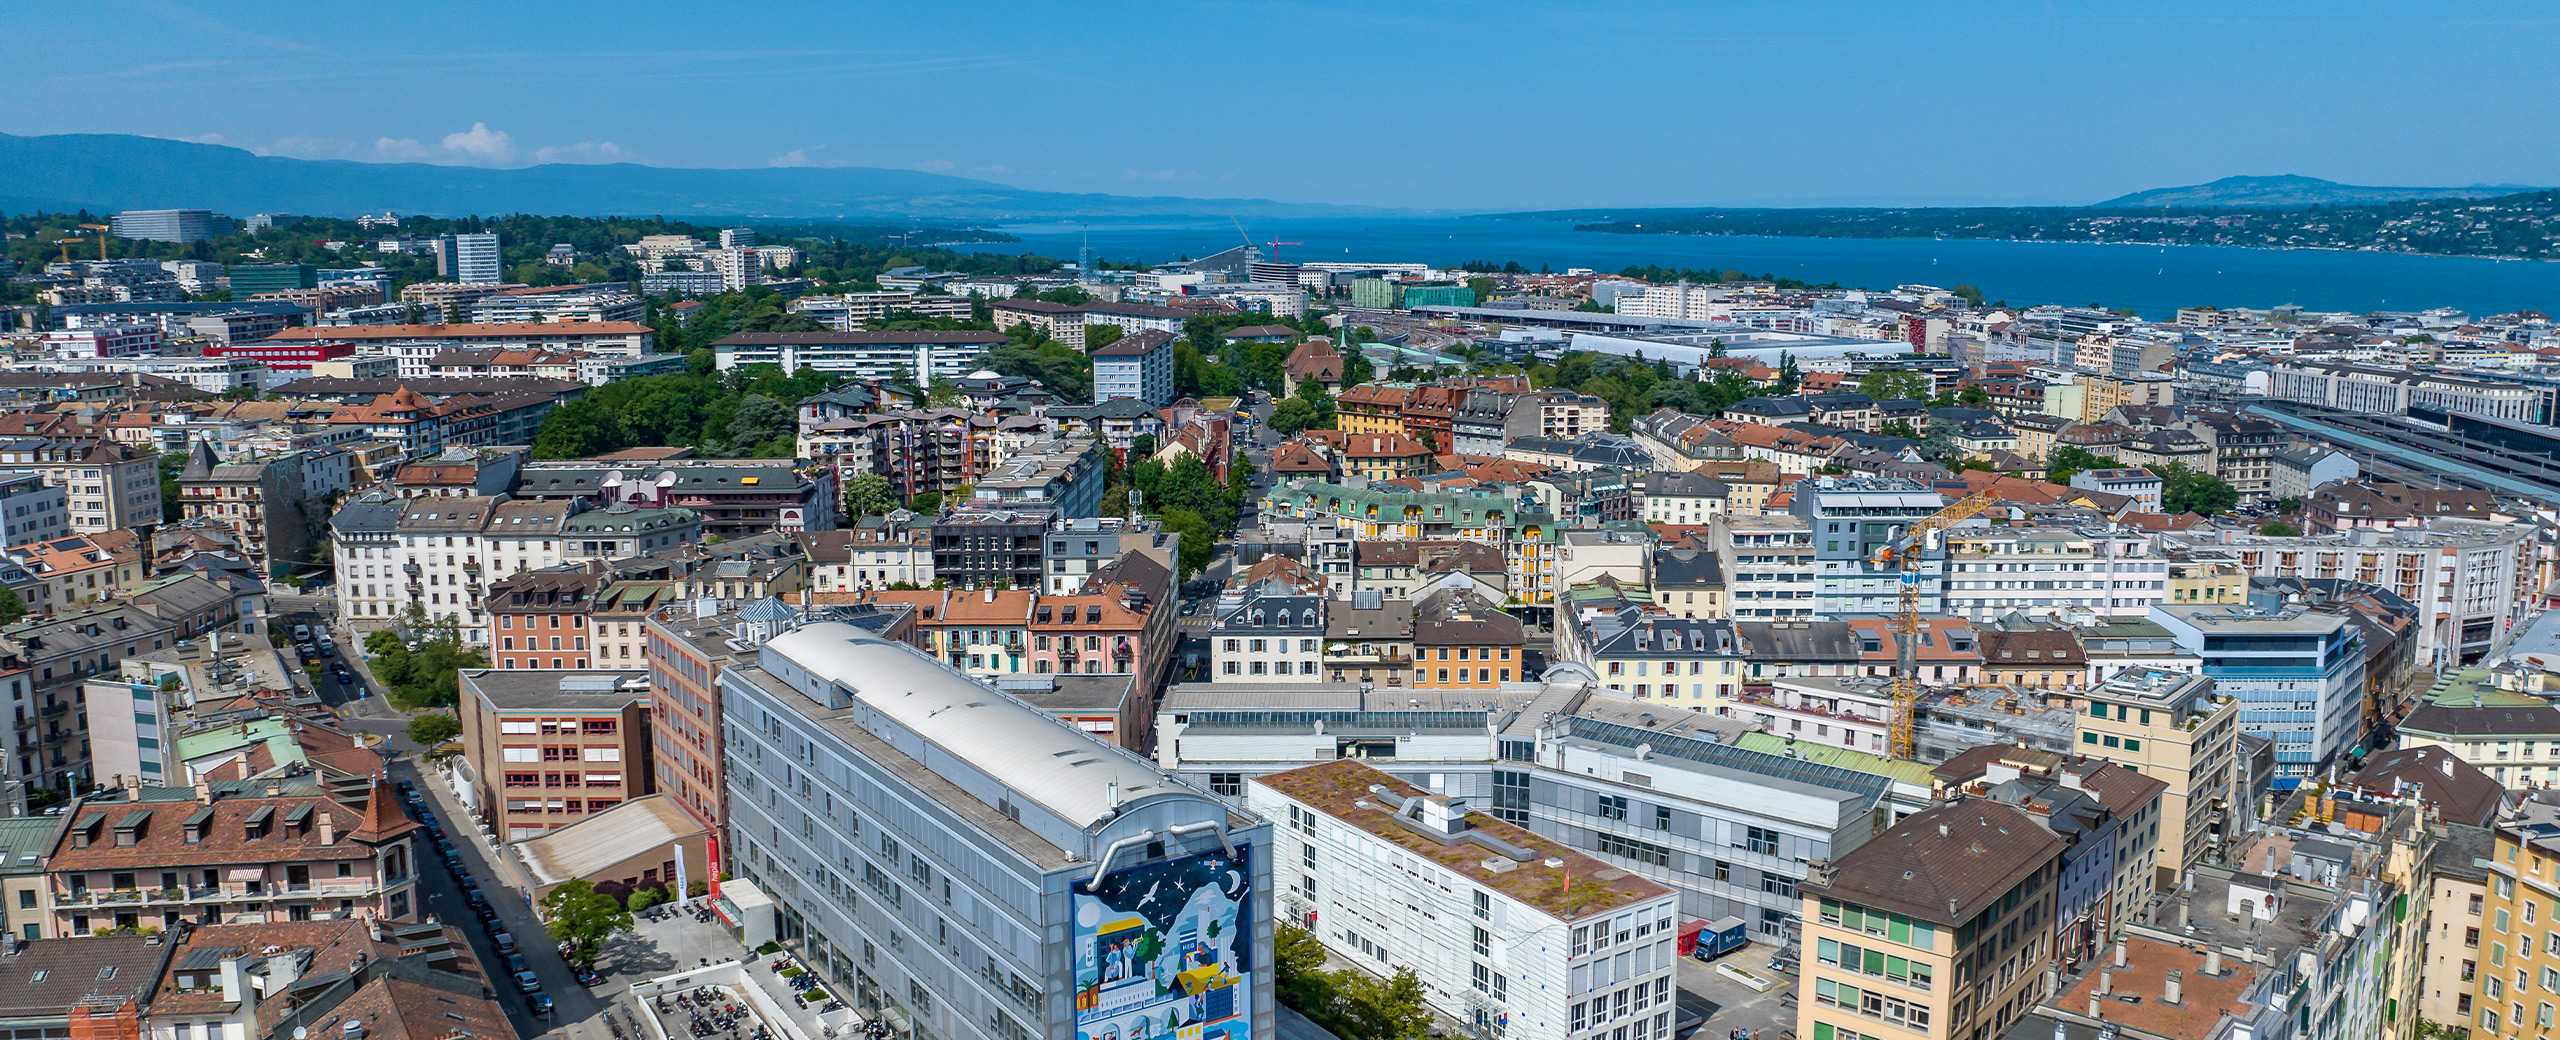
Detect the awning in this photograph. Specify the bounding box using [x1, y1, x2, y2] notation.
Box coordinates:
[225, 866, 266, 882]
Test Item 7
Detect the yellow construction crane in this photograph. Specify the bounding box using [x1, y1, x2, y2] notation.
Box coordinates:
[77, 223, 110, 260]
[54, 237, 85, 264]
[1873, 488, 2001, 759]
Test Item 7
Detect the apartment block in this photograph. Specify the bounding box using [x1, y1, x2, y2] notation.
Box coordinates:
[1798, 801, 2063, 1040]
[2072, 668, 2241, 884]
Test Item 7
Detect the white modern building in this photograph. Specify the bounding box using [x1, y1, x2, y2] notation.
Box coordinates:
[109, 208, 216, 243]
[722, 620, 1274, 1040]
[42, 325, 165, 359]
[447, 231, 502, 285]
[1716, 515, 1815, 620]
[1250, 759, 1683, 1040]
[1158, 673, 1898, 938]
[711, 247, 761, 292]
[2164, 520, 2534, 669]
[712, 330, 1005, 384]
[1939, 526, 2169, 622]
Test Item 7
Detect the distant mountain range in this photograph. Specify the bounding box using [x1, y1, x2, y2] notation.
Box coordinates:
[2091, 174, 2542, 209]
[0, 131, 1381, 223]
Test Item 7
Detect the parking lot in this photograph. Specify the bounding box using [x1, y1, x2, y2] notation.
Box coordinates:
[1676, 944, 1798, 1040]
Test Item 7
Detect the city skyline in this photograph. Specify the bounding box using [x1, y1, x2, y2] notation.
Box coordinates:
[8, 2, 2559, 210]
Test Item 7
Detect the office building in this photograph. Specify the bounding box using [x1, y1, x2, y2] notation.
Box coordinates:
[1155, 671, 1892, 939]
[0, 473, 73, 549]
[721, 621, 1273, 1040]
[442, 231, 502, 284]
[515, 458, 830, 539]
[1797, 801, 2064, 1040]
[457, 668, 652, 841]
[2152, 604, 2366, 790]
[2168, 520, 2534, 669]
[1251, 759, 1681, 1040]
[109, 208, 216, 243]
[970, 437, 1107, 519]
[226, 263, 316, 296]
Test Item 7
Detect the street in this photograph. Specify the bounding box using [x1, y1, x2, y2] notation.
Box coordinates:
[270, 590, 612, 1036]
[401, 755, 610, 1036]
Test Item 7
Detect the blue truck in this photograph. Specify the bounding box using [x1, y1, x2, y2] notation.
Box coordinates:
[1689, 915, 1749, 961]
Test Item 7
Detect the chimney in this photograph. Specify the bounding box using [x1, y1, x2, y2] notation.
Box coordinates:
[2098, 970, 2112, 996]
[2205, 949, 2224, 976]
[2179, 901, 2191, 930]
[2088, 993, 2102, 1018]
[265, 951, 301, 994]
[120, 773, 140, 799]
[318, 811, 336, 846]
[218, 956, 246, 1004]
[2114, 939, 2128, 968]
[2164, 968, 2184, 1006]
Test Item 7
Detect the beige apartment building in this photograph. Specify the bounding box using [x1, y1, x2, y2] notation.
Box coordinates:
[1799, 800, 2064, 1040]
[2072, 667, 2240, 884]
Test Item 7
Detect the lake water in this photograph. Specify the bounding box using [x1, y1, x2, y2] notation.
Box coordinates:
[951, 216, 2560, 319]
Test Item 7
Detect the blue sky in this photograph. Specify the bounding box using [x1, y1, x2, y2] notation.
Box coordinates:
[7, 1, 2556, 210]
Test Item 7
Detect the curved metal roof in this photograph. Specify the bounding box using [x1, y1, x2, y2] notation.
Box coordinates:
[764, 622, 1180, 830]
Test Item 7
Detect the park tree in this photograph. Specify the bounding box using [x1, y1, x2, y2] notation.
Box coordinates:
[2044, 446, 2110, 485]
[539, 879, 633, 970]
[843, 474, 897, 521]
[2158, 463, 2240, 516]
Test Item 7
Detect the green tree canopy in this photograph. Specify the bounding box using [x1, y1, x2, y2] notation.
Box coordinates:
[2159, 463, 2240, 516]
[539, 879, 634, 970]
[406, 712, 461, 746]
[1858, 368, 1933, 401]
[843, 473, 897, 521]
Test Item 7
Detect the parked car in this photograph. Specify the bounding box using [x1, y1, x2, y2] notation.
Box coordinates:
[494, 931, 517, 955]
[316, 633, 336, 655]
[513, 969, 541, 993]
[504, 954, 529, 976]
[291, 624, 312, 642]
[528, 993, 554, 1016]
[575, 966, 603, 987]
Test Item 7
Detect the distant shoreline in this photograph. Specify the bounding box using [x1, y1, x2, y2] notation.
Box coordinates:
[1569, 225, 2560, 265]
